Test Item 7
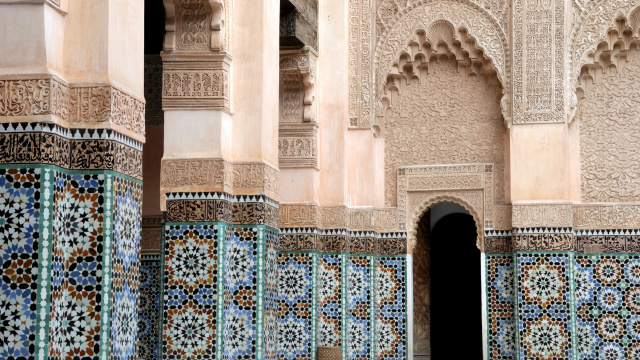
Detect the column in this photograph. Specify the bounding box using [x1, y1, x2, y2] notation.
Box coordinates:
[0, 1, 145, 360]
[159, 0, 280, 359]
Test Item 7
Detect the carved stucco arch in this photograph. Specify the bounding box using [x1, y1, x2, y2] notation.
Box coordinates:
[374, 0, 511, 121]
[408, 194, 484, 254]
[570, 1, 640, 91]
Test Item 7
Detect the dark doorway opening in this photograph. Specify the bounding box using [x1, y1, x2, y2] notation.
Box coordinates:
[413, 204, 482, 359]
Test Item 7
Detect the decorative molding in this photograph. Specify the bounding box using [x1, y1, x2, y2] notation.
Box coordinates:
[512, 227, 575, 251]
[141, 215, 164, 252]
[165, 192, 279, 228]
[279, 204, 319, 228]
[374, 0, 510, 127]
[319, 206, 349, 230]
[162, 0, 231, 54]
[574, 204, 640, 229]
[512, 0, 565, 123]
[382, 58, 506, 207]
[512, 204, 573, 228]
[161, 158, 232, 191]
[160, 160, 279, 199]
[278, 125, 318, 168]
[397, 164, 495, 236]
[162, 57, 230, 112]
[232, 162, 280, 199]
[575, 229, 640, 253]
[0, 123, 143, 179]
[278, 228, 406, 254]
[374, 208, 399, 233]
[0, 77, 146, 138]
[144, 55, 164, 126]
[484, 230, 513, 253]
[280, 48, 317, 123]
[577, 46, 640, 202]
[348, 208, 375, 231]
[348, 0, 373, 128]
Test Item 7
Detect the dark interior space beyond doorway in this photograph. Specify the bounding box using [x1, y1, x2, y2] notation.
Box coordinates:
[429, 212, 482, 358]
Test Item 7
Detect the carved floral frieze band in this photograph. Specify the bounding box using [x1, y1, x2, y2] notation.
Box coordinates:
[0, 77, 145, 137]
[279, 227, 406, 255]
[162, 58, 230, 112]
[161, 159, 279, 198]
[278, 204, 400, 233]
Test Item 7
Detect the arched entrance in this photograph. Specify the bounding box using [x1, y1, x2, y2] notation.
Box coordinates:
[413, 202, 482, 359]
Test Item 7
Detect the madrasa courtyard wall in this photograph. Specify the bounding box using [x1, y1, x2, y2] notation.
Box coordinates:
[3, 0, 640, 360]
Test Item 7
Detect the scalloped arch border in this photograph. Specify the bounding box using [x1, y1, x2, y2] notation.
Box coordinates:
[374, 0, 510, 108]
[570, 0, 640, 89]
[407, 193, 484, 254]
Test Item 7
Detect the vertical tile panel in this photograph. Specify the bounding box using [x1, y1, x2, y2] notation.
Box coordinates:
[486, 254, 515, 360]
[277, 253, 314, 360]
[163, 224, 219, 360]
[347, 255, 372, 360]
[516, 253, 572, 360]
[574, 254, 640, 360]
[318, 254, 343, 347]
[375, 256, 407, 360]
[0, 167, 41, 360]
[137, 256, 162, 360]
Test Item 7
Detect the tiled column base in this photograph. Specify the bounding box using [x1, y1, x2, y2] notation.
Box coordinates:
[276, 230, 408, 360]
[162, 193, 278, 360]
[0, 124, 143, 360]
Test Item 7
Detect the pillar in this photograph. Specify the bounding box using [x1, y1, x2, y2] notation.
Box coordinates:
[158, 0, 280, 359]
[0, 1, 145, 360]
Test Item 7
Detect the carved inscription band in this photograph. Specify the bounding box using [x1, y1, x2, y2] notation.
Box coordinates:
[279, 228, 407, 255]
[0, 122, 142, 179]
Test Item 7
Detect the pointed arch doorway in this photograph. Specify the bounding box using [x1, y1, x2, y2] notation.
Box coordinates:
[413, 202, 483, 359]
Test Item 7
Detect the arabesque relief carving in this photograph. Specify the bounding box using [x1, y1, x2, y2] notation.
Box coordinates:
[162, 59, 230, 111]
[163, 0, 230, 53]
[279, 48, 318, 168]
[349, 0, 373, 127]
[0, 78, 145, 138]
[571, 2, 640, 91]
[512, 0, 565, 123]
[512, 204, 573, 228]
[382, 58, 505, 210]
[577, 35, 640, 202]
[374, 0, 510, 127]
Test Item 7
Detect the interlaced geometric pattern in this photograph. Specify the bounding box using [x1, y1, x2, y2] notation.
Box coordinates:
[163, 224, 219, 360]
[516, 253, 572, 360]
[138, 258, 162, 360]
[0, 167, 40, 360]
[347, 256, 372, 360]
[486, 254, 515, 360]
[264, 229, 279, 360]
[48, 173, 105, 360]
[277, 253, 314, 360]
[223, 227, 258, 360]
[375, 257, 407, 360]
[318, 255, 342, 347]
[574, 255, 640, 360]
[110, 178, 142, 360]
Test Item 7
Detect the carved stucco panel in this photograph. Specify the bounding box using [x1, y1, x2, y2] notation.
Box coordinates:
[374, 0, 509, 111]
[571, 1, 640, 88]
[383, 60, 505, 209]
[578, 48, 640, 202]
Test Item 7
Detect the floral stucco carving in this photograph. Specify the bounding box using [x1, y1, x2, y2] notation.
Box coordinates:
[577, 47, 640, 202]
[374, 0, 510, 126]
[571, 1, 640, 90]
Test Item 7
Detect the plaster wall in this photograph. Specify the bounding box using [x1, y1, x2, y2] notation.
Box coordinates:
[0, 4, 50, 75]
[347, 129, 375, 207]
[317, 0, 348, 206]
[509, 123, 569, 202]
[163, 110, 232, 160]
[231, 0, 279, 166]
[281, 168, 319, 204]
